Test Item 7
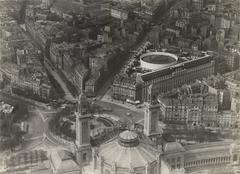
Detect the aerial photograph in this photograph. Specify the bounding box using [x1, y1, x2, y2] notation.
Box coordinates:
[0, 0, 240, 173]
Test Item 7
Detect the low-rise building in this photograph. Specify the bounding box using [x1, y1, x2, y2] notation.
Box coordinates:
[225, 70, 240, 99]
[231, 95, 240, 114]
[111, 74, 142, 101]
[9, 66, 52, 100]
[2, 150, 49, 172]
[71, 64, 89, 94]
[169, 0, 192, 19]
[158, 81, 218, 126]
[158, 96, 191, 124]
[85, 74, 101, 97]
[0, 39, 52, 101]
[25, 20, 65, 56]
[158, 94, 218, 126]
[217, 111, 240, 128]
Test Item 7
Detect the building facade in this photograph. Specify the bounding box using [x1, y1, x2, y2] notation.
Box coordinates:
[0, 62, 52, 100]
[111, 74, 142, 101]
[140, 55, 215, 102]
[225, 70, 240, 99]
[217, 111, 240, 128]
[144, 102, 161, 136]
[92, 130, 161, 174]
[157, 81, 218, 126]
[112, 55, 215, 103]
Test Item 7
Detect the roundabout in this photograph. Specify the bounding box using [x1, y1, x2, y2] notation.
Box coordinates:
[48, 105, 121, 147]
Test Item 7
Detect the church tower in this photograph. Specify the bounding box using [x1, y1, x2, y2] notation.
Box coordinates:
[144, 85, 160, 136]
[75, 93, 92, 166]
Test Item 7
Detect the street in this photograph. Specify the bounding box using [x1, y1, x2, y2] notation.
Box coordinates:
[97, 100, 144, 123]
[44, 60, 75, 101]
[0, 92, 69, 158]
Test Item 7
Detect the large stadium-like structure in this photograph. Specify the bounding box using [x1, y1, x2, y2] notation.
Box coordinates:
[140, 52, 178, 70]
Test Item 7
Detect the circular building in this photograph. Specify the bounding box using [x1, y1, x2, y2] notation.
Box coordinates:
[93, 130, 161, 174]
[140, 52, 178, 70]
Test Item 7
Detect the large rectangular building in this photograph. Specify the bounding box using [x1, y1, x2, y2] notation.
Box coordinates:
[112, 55, 215, 102]
[139, 55, 215, 102]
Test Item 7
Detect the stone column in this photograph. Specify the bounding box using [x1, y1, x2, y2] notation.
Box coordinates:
[156, 154, 161, 174]
[130, 165, 134, 174]
[100, 156, 104, 174]
[92, 148, 97, 170]
[145, 162, 150, 174]
[112, 162, 117, 174]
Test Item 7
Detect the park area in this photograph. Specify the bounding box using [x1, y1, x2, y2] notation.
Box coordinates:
[0, 95, 29, 151]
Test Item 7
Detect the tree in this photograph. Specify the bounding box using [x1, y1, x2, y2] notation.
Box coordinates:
[19, 0, 27, 24]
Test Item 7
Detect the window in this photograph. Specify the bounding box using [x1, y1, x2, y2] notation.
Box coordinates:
[233, 154, 238, 162]
[105, 169, 111, 174]
[177, 157, 181, 161]
[83, 153, 87, 162]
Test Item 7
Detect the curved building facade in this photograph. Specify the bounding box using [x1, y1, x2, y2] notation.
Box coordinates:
[89, 137, 240, 174]
[140, 52, 178, 70]
[92, 130, 161, 174]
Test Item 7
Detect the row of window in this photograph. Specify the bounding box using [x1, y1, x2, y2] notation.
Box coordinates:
[184, 156, 231, 168]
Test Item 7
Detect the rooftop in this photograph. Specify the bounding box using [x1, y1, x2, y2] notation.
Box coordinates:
[4, 150, 48, 170]
[141, 54, 213, 82]
[0, 101, 14, 114]
[164, 142, 185, 154]
[99, 130, 160, 169]
[225, 70, 240, 84]
[118, 130, 139, 147]
[50, 149, 81, 174]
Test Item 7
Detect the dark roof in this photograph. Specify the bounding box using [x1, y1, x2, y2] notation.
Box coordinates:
[141, 67, 174, 82]
[141, 55, 213, 82]
[57, 150, 73, 161]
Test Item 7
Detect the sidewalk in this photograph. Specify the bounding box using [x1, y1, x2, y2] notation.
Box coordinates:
[0, 91, 47, 109]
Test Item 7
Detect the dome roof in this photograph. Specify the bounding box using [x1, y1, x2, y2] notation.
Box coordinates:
[99, 131, 160, 169]
[164, 142, 185, 154]
[118, 130, 139, 147]
[119, 130, 138, 140]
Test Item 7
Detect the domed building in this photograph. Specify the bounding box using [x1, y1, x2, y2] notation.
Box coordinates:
[3, 93, 240, 174]
[91, 130, 162, 174]
[18, 93, 237, 174]
[74, 93, 240, 174]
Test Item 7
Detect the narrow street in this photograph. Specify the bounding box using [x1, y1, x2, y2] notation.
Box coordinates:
[19, 24, 75, 101]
